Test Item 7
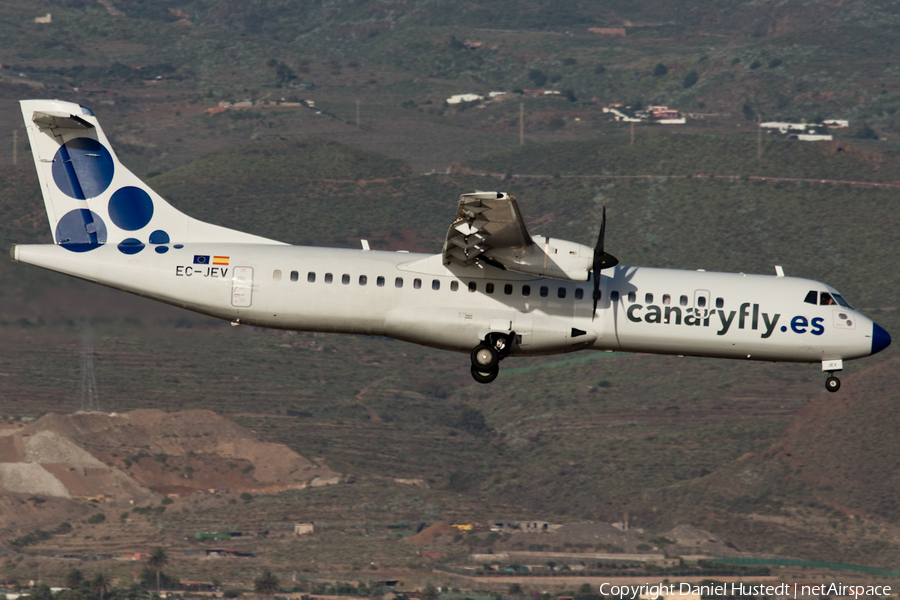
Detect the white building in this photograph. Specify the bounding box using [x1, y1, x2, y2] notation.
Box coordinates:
[447, 94, 483, 104]
[294, 522, 315, 535]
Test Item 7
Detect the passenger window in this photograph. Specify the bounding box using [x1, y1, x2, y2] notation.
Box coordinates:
[715, 297, 724, 309]
[645, 293, 653, 303]
[540, 286, 549, 297]
[414, 278, 422, 289]
[273, 270, 282, 281]
[290, 271, 298, 282]
[522, 285, 531, 297]
[820, 292, 836, 306]
[611, 291, 619, 302]
[432, 280, 440, 291]
[697, 296, 707, 308]
[575, 288, 584, 300]
[324, 273, 333, 284]
[359, 275, 367, 286]
[504, 284, 513, 295]
[627, 291, 636, 303]
[662, 294, 671, 305]
[468, 281, 477, 292]
[308, 272, 316, 283]
[679, 295, 688, 306]
[342, 274, 350, 285]
[377, 276, 385, 287]
[804, 290, 818, 304]
[451, 281, 459, 291]
[558, 287, 566, 299]
[486, 283, 494, 294]
[395, 277, 403, 288]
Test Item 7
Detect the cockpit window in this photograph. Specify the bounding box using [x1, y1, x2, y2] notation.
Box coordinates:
[80, 105, 95, 116]
[804, 290, 817, 305]
[820, 292, 836, 306]
[832, 293, 851, 308]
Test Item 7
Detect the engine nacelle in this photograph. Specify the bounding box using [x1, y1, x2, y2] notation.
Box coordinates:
[486, 235, 593, 281]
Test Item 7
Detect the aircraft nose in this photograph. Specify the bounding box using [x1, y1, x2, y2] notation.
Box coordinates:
[872, 322, 891, 355]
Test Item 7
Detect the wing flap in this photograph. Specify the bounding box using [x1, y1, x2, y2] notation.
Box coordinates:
[441, 191, 594, 281]
[442, 191, 532, 268]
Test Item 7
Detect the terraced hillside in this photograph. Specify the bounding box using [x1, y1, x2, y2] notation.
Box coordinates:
[0, 0, 898, 574]
[1, 130, 898, 571]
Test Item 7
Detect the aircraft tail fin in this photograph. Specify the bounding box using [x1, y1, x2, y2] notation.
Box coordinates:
[19, 99, 281, 254]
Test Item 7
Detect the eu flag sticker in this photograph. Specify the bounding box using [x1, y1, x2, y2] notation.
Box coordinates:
[193, 255, 210, 265]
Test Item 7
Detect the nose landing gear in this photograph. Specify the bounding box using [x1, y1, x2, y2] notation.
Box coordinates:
[822, 359, 842, 393]
[470, 332, 515, 384]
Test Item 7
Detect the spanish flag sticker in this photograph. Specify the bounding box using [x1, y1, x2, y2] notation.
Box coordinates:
[213, 256, 230, 265]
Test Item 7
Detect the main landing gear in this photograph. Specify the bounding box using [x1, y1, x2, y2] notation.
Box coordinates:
[470, 332, 515, 384]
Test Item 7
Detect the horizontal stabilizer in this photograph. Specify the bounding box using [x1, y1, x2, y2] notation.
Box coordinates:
[33, 110, 94, 130]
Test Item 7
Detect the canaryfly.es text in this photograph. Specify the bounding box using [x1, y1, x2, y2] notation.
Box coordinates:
[625, 301, 826, 339]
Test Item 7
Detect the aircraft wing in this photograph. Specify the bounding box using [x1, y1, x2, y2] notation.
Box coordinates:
[441, 191, 593, 281]
[441, 192, 532, 268]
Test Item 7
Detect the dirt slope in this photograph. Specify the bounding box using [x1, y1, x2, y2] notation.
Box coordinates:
[767, 357, 900, 519]
[0, 409, 341, 506]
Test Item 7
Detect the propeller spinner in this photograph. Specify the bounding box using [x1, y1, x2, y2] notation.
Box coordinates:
[592, 202, 618, 319]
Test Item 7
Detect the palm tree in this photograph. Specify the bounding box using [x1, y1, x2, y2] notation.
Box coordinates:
[91, 573, 109, 600]
[254, 569, 279, 597]
[148, 547, 169, 594]
[65, 569, 84, 589]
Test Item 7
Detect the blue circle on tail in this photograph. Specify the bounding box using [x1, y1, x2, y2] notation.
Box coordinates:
[55, 209, 108, 252]
[117, 238, 145, 255]
[149, 230, 170, 244]
[51, 138, 115, 200]
[108, 186, 154, 231]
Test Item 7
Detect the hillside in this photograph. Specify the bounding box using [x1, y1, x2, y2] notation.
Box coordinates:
[466, 133, 900, 182]
[0, 0, 898, 580]
[769, 357, 900, 520]
[630, 358, 900, 567]
[0, 0, 899, 164]
[0, 410, 339, 516]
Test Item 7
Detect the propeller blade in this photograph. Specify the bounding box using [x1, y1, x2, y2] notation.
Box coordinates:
[592, 202, 618, 320]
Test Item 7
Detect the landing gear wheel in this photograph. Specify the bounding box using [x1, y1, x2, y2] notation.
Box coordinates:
[471, 343, 499, 370]
[825, 376, 841, 393]
[471, 364, 499, 384]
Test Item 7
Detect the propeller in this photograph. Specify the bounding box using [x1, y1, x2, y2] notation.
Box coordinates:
[592, 201, 618, 319]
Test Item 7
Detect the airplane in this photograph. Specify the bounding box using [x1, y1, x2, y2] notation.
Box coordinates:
[12, 99, 891, 391]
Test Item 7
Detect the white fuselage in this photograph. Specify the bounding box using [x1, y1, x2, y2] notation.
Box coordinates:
[13, 242, 877, 364]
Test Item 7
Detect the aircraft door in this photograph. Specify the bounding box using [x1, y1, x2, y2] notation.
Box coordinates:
[232, 267, 253, 307]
